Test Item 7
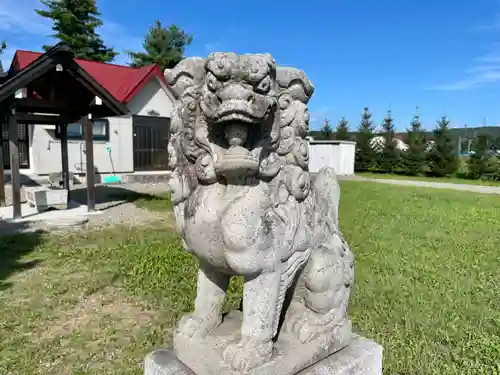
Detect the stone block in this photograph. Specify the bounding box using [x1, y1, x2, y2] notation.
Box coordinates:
[173, 310, 351, 375]
[144, 335, 383, 375]
[25, 186, 68, 212]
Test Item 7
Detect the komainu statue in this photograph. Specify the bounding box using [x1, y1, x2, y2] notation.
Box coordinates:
[165, 53, 355, 375]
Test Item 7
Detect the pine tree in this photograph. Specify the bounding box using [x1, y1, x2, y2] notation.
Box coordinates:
[467, 134, 492, 179]
[129, 21, 193, 71]
[401, 111, 427, 176]
[35, 0, 117, 62]
[0, 41, 6, 54]
[320, 118, 333, 140]
[492, 136, 500, 154]
[355, 107, 376, 171]
[427, 116, 459, 177]
[376, 109, 400, 173]
[334, 117, 350, 140]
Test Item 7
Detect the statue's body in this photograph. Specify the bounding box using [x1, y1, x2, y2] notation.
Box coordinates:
[166, 53, 355, 374]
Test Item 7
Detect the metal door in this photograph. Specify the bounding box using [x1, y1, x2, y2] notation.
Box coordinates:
[132, 115, 170, 171]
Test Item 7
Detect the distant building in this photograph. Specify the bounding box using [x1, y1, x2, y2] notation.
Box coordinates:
[370, 135, 408, 152]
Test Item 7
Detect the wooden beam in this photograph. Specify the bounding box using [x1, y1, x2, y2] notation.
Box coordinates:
[84, 115, 95, 212]
[14, 97, 75, 113]
[8, 108, 22, 219]
[59, 124, 71, 202]
[0, 121, 5, 207]
[0, 113, 70, 125]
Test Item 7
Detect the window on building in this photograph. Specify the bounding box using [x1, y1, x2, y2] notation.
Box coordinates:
[56, 118, 110, 141]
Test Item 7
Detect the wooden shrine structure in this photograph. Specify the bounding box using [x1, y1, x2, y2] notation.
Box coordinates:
[0, 43, 128, 219]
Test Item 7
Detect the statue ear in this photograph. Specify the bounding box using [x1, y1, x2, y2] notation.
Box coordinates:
[276, 67, 314, 104]
[164, 57, 206, 99]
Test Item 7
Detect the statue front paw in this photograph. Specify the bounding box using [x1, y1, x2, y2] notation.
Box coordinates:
[222, 340, 273, 371]
[176, 314, 220, 339]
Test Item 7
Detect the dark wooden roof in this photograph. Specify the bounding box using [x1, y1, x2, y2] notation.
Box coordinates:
[0, 43, 128, 121]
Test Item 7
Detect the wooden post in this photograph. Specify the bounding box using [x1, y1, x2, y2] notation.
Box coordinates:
[85, 115, 95, 212]
[0, 114, 5, 207]
[8, 107, 21, 219]
[59, 124, 71, 202]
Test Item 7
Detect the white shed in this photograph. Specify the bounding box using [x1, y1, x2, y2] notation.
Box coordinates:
[308, 140, 356, 176]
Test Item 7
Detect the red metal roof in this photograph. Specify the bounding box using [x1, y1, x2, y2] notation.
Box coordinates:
[11, 50, 167, 104]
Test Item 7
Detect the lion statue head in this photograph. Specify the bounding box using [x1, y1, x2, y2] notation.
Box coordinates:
[165, 52, 314, 198]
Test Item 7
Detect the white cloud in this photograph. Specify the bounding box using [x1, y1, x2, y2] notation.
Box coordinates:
[0, 0, 144, 66]
[99, 19, 144, 65]
[430, 45, 500, 91]
[0, 0, 51, 35]
[309, 106, 330, 125]
[432, 14, 500, 91]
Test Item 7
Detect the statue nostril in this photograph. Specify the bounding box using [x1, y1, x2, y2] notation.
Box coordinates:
[247, 94, 254, 103]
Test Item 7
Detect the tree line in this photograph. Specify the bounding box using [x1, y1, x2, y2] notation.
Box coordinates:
[1, 0, 192, 71]
[312, 107, 500, 181]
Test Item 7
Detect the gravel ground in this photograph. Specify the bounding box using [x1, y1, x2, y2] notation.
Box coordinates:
[0, 182, 171, 236]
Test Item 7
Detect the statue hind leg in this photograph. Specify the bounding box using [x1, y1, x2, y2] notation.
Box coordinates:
[283, 232, 354, 347]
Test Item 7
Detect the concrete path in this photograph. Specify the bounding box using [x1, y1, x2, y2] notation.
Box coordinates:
[340, 175, 500, 195]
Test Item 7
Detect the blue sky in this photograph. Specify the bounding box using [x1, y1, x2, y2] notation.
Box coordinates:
[2, 0, 500, 131]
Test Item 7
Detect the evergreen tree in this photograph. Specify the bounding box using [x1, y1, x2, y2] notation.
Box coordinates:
[427, 116, 459, 177]
[35, 0, 117, 62]
[467, 134, 492, 179]
[320, 118, 333, 140]
[334, 116, 350, 140]
[492, 136, 500, 154]
[355, 107, 376, 171]
[376, 109, 400, 173]
[129, 21, 193, 71]
[0, 41, 6, 55]
[401, 111, 427, 175]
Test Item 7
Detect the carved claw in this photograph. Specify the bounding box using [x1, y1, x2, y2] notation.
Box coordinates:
[284, 303, 330, 344]
[222, 340, 273, 372]
[176, 314, 220, 339]
[289, 314, 317, 343]
[285, 303, 350, 345]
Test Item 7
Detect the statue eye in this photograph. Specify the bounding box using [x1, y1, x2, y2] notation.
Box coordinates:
[255, 75, 271, 94]
[206, 72, 220, 92]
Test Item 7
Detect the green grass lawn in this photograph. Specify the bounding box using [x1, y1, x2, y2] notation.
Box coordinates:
[1, 181, 499, 375]
[357, 171, 500, 186]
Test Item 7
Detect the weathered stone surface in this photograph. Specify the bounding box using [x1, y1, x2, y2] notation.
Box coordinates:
[151, 51, 377, 374]
[174, 310, 351, 375]
[145, 336, 382, 375]
[25, 186, 68, 212]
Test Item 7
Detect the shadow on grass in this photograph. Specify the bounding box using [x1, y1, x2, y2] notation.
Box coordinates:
[69, 185, 172, 211]
[0, 225, 46, 291]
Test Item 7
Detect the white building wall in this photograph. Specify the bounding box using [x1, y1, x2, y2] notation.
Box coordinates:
[308, 140, 356, 176]
[30, 115, 134, 175]
[127, 78, 173, 117]
[29, 78, 173, 175]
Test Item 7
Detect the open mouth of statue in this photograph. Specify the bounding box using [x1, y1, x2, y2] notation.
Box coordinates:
[216, 112, 257, 124]
[213, 122, 259, 176]
[214, 101, 263, 125]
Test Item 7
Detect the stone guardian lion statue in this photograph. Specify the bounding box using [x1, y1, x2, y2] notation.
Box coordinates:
[165, 52, 355, 375]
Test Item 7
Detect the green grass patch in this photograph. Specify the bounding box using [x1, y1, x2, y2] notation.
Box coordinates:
[357, 171, 500, 186]
[0, 182, 499, 374]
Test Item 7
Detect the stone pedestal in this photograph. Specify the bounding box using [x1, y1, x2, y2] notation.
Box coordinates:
[144, 336, 383, 375]
[25, 186, 68, 212]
